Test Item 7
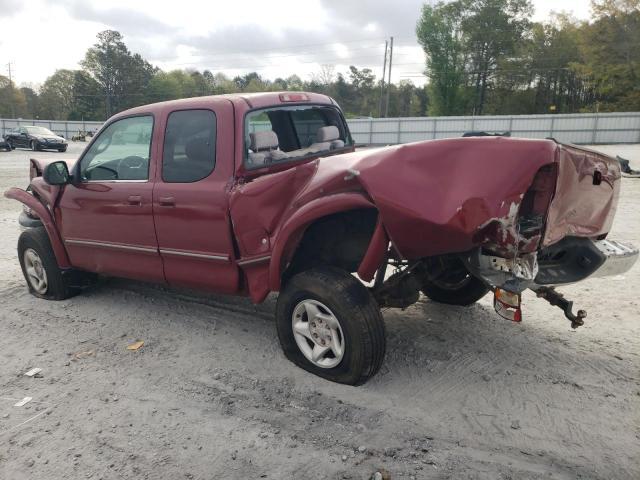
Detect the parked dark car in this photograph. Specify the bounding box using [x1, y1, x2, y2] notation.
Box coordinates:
[4, 126, 67, 152]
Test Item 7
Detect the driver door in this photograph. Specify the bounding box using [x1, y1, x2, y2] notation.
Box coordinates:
[16, 127, 28, 147]
[56, 114, 165, 283]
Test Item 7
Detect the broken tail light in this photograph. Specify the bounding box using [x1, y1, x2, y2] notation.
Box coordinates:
[517, 164, 558, 251]
[494, 288, 522, 322]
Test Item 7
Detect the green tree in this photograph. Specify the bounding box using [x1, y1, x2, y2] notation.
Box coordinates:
[81, 30, 156, 116]
[37, 70, 76, 120]
[575, 0, 640, 110]
[68, 71, 105, 121]
[461, 0, 533, 114]
[416, 1, 468, 115]
[20, 87, 39, 118]
[0, 75, 27, 118]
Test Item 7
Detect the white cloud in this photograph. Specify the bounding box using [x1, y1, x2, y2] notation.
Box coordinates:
[0, 0, 593, 88]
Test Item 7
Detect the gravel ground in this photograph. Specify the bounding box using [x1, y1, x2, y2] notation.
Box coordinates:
[0, 142, 639, 480]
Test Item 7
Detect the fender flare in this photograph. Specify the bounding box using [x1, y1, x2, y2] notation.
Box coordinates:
[268, 192, 375, 291]
[4, 187, 71, 268]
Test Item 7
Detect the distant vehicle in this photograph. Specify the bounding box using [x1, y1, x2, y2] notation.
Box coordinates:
[4, 126, 68, 152]
[0, 138, 11, 151]
[72, 130, 88, 142]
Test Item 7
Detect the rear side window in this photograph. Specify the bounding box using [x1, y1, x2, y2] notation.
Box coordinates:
[162, 109, 216, 183]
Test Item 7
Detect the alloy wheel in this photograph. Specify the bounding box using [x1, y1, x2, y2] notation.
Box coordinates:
[23, 248, 48, 294]
[291, 299, 345, 368]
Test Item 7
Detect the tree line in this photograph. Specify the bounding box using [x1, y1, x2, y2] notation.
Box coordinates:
[0, 0, 637, 121]
[417, 0, 639, 115]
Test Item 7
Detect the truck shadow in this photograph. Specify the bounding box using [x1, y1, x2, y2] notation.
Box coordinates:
[85, 276, 612, 386]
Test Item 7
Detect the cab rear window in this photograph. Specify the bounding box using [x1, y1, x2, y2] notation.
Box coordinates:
[245, 105, 351, 169]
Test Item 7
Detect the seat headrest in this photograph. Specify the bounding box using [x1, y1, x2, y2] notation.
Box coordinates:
[316, 126, 339, 142]
[250, 131, 279, 151]
[185, 137, 214, 163]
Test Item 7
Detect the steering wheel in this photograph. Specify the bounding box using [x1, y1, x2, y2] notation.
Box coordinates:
[120, 156, 146, 169]
[88, 164, 118, 179]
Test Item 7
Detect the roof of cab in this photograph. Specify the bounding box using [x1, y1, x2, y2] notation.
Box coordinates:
[111, 91, 335, 119]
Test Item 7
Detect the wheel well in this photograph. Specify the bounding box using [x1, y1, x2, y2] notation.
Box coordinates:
[282, 208, 378, 283]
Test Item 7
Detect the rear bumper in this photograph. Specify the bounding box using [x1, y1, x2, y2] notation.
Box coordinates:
[37, 141, 66, 149]
[591, 240, 639, 277]
[465, 237, 638, 292]
[535, 238, 638, 285]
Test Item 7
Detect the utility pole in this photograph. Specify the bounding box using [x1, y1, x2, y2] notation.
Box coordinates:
[378, 40, 388, 118]
[384, 36, 393, 117]
[7, 62, 15, 118]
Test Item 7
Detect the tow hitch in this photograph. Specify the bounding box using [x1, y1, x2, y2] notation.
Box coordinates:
[531, 286, 587, 329]
[492, 286, 587, 328]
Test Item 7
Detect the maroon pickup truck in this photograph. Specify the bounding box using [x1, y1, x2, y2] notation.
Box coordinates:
[5, 92, 638, 385]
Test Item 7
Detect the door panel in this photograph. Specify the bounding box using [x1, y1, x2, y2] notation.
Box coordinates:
[57, 114, 164, 283]
[153, 102, 239, 293]
[57, 182, 164, 282]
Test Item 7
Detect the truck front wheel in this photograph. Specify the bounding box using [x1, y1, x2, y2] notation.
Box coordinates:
[18, 228, 78, 300]
[276, 267, 386, 386]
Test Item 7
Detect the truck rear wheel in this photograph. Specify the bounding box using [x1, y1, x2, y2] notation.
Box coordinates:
[18, 228, 78, 300]
[276, 267, 386, 386]
[421, 258, 490, 306]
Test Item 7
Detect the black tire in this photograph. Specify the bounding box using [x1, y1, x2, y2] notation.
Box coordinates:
[58, 147, 67, 152]
[18, 227, 78, 300]
[276, 266, 386, 386]
[421, 268, 490, 306]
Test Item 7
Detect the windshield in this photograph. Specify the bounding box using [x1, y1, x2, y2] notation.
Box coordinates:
[25, 126, 55, 135]
[245, 104, 351, 169]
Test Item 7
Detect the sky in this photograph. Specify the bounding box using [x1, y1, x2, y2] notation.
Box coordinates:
[0, 0, 594, 89]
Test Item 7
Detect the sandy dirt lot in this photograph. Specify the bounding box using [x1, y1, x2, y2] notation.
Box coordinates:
[0, 142, 638, 480]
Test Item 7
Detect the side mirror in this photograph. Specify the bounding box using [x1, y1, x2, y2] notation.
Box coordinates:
[43, 161, 70, 186]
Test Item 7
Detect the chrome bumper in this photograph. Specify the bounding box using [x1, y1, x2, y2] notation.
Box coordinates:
[465, 238, 638, 292]
[589, 239, 638, 279]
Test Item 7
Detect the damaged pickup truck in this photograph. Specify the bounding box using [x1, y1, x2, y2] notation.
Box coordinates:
[5, 92, 638, 385]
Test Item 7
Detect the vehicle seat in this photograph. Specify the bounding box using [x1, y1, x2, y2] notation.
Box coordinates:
[247, 130, 288, 167]
[163, 136, 214, 182]
[309, 126, 344, 151]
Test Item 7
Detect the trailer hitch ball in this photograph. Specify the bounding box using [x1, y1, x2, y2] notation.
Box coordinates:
[533, 287, 587, 329]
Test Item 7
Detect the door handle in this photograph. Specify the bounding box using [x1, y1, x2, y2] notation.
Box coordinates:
[158, 196, 175, 207]
[127, 195, 142, 206]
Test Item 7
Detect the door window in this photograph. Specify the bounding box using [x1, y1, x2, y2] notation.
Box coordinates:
[162, 109, 216, 183]
[79, 115, 153, 181]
